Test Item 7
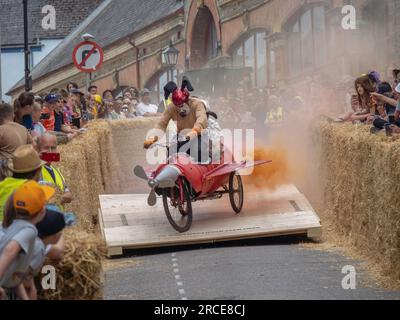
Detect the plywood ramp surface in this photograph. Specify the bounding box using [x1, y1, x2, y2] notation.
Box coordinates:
[99, 185, 321, 257]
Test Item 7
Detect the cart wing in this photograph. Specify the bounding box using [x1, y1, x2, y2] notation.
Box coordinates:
[204, 160, 271, 179]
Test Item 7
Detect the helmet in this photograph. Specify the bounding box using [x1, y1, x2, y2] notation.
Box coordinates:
[172, 89, 190, 107]
[164, 76, 194, 107]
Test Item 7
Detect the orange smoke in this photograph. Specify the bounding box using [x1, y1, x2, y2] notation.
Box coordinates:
[244, 145, 293, 190]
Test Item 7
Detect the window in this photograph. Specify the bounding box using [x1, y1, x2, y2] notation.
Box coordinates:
[286, 5, 327, 75]
[148, 69, 178, 103]
[232, 31, 267, 88]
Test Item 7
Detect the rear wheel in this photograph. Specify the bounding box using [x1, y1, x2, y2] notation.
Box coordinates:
[229, 172, 244, 213]
[163, 179, 193, 233]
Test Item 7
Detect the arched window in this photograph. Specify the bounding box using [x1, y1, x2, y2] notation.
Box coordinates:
[232, 31, 267, 88]
[147, 69, 179, 103]
[286, 4, 327, 75]
[190, 7, 219, 68]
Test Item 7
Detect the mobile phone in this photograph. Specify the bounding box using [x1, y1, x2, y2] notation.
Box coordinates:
[41, 152, 60, 163]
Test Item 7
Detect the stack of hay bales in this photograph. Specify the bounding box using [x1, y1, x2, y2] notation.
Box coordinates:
[38, 229, 106, 300]
[315, 121, 400, 282]
[37, 118, 158, 299]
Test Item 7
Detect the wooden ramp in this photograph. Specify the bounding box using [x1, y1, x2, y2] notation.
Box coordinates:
[99, 185, 321, 257]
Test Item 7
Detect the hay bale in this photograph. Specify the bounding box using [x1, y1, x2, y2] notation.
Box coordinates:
[38, 229, 106, 300]
[57, 119, 157, 231]
[314, 121, 400, 282]
[38, 118, 159, 299]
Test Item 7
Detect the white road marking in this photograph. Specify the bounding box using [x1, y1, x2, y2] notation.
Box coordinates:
[172, 253, 188, 300]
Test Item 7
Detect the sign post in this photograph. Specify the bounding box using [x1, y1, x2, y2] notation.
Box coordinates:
[72, 40, 104, 91]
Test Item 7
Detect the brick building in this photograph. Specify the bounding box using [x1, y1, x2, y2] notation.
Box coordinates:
[7, 0, 400, 101]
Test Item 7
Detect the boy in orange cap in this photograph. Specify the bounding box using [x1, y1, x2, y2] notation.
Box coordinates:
[0, 181, 54, 300]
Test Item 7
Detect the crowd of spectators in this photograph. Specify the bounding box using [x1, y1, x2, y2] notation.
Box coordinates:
[333, 68, 400, 136]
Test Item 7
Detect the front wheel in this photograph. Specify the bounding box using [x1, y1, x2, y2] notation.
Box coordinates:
[162, 179, 193, 233]
[229, 172, 244, 214]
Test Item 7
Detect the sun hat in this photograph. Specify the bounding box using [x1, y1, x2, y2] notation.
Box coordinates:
[8, 145, 46, 173]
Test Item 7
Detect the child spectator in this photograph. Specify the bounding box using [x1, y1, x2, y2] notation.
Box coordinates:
[22, 196, 66, 300]
[31, 103, 46, 137]
[0, 181, 55, 300]
[87, 95, 103, 120]
[102, 90, 114, 101]
[41, 94, 58, 132]
[66, 82, 78, 94]
[88, 85, 98, 96]
[14, 92, 35, 132]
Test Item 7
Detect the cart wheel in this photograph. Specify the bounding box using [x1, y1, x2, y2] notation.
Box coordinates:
[163, 179, 193, 233]
[229, 172, 244, 214]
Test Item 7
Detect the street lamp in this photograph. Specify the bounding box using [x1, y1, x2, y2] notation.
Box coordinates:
[163, 40, 180, 67]
[82, 33, 95, 41]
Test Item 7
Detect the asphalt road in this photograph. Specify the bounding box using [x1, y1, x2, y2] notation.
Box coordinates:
[104, 236, 400, 300]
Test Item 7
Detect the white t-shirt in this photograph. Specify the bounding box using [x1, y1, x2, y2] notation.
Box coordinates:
[136, 102, 158, 116]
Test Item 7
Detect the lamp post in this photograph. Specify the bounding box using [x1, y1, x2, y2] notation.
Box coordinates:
[23, 0, 32, 92]
[163, 40, 180, 67]
[163, 40, 180, 81]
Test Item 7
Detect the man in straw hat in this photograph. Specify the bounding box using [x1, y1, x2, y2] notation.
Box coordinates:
[0, 145, 46, 221]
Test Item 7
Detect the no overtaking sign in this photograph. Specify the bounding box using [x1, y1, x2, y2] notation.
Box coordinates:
[72, 41, 104, 73]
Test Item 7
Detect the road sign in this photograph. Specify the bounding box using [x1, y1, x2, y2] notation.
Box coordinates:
[72, 41, 104, 73]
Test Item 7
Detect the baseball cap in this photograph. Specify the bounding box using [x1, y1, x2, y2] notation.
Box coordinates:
[395, 83, 400, 94]
[45, 93, 60, 104]
[368, 71, 381, 84]
[36, 206, 67, 237]
[13, 181, 55, 216]
[8, 145, 46, 174]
